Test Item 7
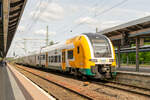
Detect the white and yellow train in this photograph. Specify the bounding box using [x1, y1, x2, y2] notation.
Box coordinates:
[16, 33, 116, 79]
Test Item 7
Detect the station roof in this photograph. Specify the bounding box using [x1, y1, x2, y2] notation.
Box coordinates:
[98, 16, 150, 45]
[0, 0, 27, 57]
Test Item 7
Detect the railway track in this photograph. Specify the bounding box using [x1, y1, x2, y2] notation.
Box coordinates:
[14, 64, 115, 100]
[13, 64, 150, 99]
[92, 80, 150, 98]
[14, 65, 92, 100]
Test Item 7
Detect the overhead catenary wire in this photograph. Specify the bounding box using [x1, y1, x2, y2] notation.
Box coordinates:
[75, 0, 128, 29]
[25, 0, 52, 34]
[26, 0, 47, 33]
[25, 0, 106, 42]
[62, 0, 128, 35]
[56, 0, 127, 36]
[10, 38, 47, 57]
[13, 0, 128, 57]
[24, 0, 42, 30]
[95, 0, 128, 17]
[56, 0, 106, 37]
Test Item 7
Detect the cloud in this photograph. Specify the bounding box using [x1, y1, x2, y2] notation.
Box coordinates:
[84, 6, 150, 30]
[34, 29, 56, 36]
[68, 5, 79, 13]
[30, 2, 64, 22]
[100, 20, 123, 30]
[34, 29, 46, 34]
[87, 4, 150, 19]
[17, 26, 25, 32]
[111, 8, 150, 18]
[74, 16, 124, 31]
[75, 17, 99, 27]
[143, 12, 150, 16]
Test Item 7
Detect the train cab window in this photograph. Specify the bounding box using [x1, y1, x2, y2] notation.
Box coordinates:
[38, 56, 40, 60]
[77, 46, 80, 54]
[68, 50, 73, 59]
[85, 33, 111, 57]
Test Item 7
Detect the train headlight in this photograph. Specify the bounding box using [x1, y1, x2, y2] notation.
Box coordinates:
[89, 59, 98, 62]
[109, 59, 114, 62]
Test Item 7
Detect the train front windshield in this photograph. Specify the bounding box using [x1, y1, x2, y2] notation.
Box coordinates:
[85, 34, 111, 58]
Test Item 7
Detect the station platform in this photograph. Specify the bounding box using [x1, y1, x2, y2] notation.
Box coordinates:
[117, 66, 150, 73]
[116, 66, 150, 89]
[0, 64, 55, 100]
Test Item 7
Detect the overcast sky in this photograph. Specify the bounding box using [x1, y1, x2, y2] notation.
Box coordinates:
[7, 0, 150, 57]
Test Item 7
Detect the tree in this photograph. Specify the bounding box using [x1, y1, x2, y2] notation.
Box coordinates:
[49, 41, 54, 45]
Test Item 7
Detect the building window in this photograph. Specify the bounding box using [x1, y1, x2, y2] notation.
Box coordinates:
[77, 46, 80, 54]
[68, 50, 73, 59]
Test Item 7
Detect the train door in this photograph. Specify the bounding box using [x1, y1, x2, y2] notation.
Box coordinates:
[66, 51, 69, 67]
[62, 49, 66, 71]
[45, 52, 48, 67]
[39, 54, 41, 66]
[35, 56, 36, 66]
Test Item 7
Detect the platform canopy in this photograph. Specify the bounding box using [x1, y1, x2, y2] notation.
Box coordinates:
[98, 16, 150, 46]
[0, 0, 27, 57]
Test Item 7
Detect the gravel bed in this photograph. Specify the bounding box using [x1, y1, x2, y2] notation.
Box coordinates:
[14, 64, 150, 100]
[16, 67, 87, 100]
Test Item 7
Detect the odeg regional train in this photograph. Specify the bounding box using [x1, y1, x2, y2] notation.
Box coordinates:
[16, 33, 116, 79]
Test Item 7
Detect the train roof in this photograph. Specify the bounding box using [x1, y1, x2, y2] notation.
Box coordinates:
[83, 33, 106, 37]
[40, 41, 66, 53]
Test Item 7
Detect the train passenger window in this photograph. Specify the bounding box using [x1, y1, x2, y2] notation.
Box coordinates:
[54, 56, 57, 62]
[77, 46, 80, 54]
[59, 55, 61, 62]
[49, 56, 50, 62]
[55, 56, 57, 62]
[57, 56, 59, 62]
[50, 56, 52, 62]
[67, 50, 73, 59]
[56, 56, 58, 63]
[43, 55, 45, 60]
[51, 56, 53, 62]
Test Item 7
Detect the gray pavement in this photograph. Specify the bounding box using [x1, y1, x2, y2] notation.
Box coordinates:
[0, 65, 26, 100]
[117, 66, 150, 73]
